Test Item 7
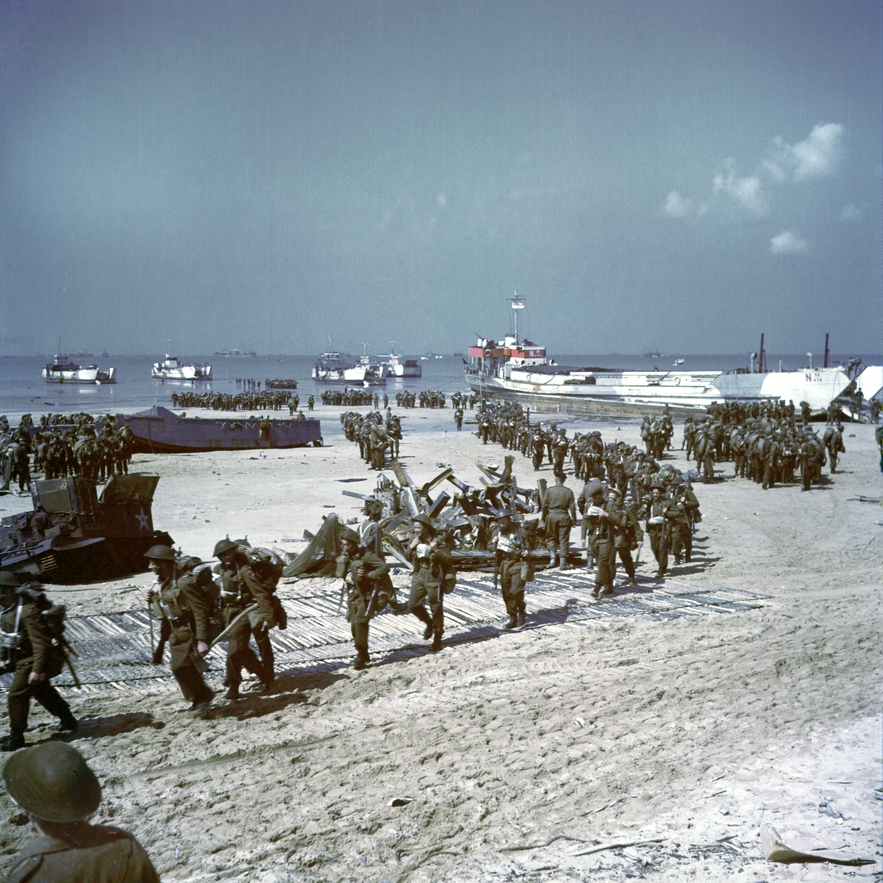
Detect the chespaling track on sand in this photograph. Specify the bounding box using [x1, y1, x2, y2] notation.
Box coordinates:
[4, 571, 767, 695]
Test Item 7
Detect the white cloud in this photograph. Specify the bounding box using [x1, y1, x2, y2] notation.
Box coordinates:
[770, 230, 808, 255]
[663, 190, 693, 217]
[712, 159, 767, 216]
[764, 123, 844, 183]
[668, 123, 844, 230]
[792, 123, 844, 180]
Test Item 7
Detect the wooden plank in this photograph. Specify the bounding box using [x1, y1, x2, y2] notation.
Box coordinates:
[382, 511, 410, 534]
[386, 545, 414, 571]
[389, 458, 415, 490]
[341, 489, 371, 501]
[445, 474, 470, 493]
[427, 491, 450, 519]
[402, 487, 422, 516]
[418, 467, 453, 496]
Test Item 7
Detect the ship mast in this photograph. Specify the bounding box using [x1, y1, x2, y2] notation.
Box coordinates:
[509, 293, 525, 344]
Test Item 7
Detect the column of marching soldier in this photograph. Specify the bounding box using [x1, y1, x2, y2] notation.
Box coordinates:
[0, 460, 704, 746]
[2, 396, 851, 742]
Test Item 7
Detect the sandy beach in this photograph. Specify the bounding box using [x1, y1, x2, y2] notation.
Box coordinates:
[0, 403, 880, 882]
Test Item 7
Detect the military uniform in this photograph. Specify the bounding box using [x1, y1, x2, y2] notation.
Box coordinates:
[542, 474, 576, 568]
[406, 518, 453, 651]
[491, 519, 528, 628]
[664, 496, 691, 565]
[220, 557, 279, 691]
[1, 584, 76, 751]
[3, 824, 160, 883]
[216, 556, 270, 699]
[2, 742, 159, 882]
[592, 491, 633, 598]
[338, 534, 393, 669]
[152, 570, 214, 709]
[640, 488, 670, 578]
[577, 470, 605, 553]
[531, 430, 545, 470]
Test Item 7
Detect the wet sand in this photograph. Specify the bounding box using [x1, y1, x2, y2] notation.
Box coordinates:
[0, 405, 880, 881]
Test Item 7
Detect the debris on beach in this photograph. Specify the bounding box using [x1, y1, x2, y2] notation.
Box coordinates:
[282, 454, 559, 578]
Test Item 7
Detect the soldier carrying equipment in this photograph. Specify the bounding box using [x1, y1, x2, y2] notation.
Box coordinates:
[0, 572, 78, 751]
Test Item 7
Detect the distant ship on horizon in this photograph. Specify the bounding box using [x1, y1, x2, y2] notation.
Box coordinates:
[214, 348, 257, 357]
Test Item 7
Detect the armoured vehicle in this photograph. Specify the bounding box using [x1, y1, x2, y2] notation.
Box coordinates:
[0, 473, 171, 584]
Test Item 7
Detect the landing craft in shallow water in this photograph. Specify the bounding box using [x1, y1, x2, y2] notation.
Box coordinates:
[465, 299, 856, 419]
[0, 474, 172, 584]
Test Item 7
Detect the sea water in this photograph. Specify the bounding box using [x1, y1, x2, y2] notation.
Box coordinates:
[0, 351, 870, 424]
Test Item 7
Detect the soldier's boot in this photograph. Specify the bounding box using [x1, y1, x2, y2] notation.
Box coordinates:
[517, 605, 527, 628]
[250, 656, 274, 692]
[549, 553, 558, 568]
[1, 730, 24, 752]
[431, 613, 444, 650]
[56, 711, 78, 734]
[410, 605, 434, 639]
[352, 624, 370, 670]
[559, 554, 568, 570]
[224, 683, 242, 701]
[504, 612, 518, 630]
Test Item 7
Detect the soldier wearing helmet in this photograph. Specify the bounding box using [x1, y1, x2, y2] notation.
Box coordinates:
[213, 538, 278, 695]
[488, 511, 529, 629]
[1, 742, 159, 881]
[336, 527, 395, 670]
[405, 515, 453, 651]
[638, 482, 671, 579]
[142, 545, 214, 712]
[542, 470, 576, 570]
[0, 573, 77, 752]
[212, 538, 273, 700]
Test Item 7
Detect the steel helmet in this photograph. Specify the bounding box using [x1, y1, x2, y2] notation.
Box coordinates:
[213, 539, 239, 558]
[411, 515, 435, 532]
[3, 743, 101, 822]
[144, 545, 176, 561]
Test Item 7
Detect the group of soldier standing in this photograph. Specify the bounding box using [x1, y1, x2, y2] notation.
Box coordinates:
[684, 400, 846, 490]
[340, 410, 403, 470]
[1, 413, 134, 493]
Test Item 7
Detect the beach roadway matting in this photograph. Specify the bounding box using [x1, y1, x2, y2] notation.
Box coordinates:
[7, 569, 767, 696]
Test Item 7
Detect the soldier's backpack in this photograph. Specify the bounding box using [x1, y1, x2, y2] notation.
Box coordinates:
[239, 545, 287, 630]
[176, 555, 220, 604]
[243, 547, 285, 588]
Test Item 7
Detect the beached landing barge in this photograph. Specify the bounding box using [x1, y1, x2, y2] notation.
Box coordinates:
[117, 406, 322, 453]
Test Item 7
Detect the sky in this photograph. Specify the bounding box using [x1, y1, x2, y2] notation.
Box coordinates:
[1, 0, 880, 357]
